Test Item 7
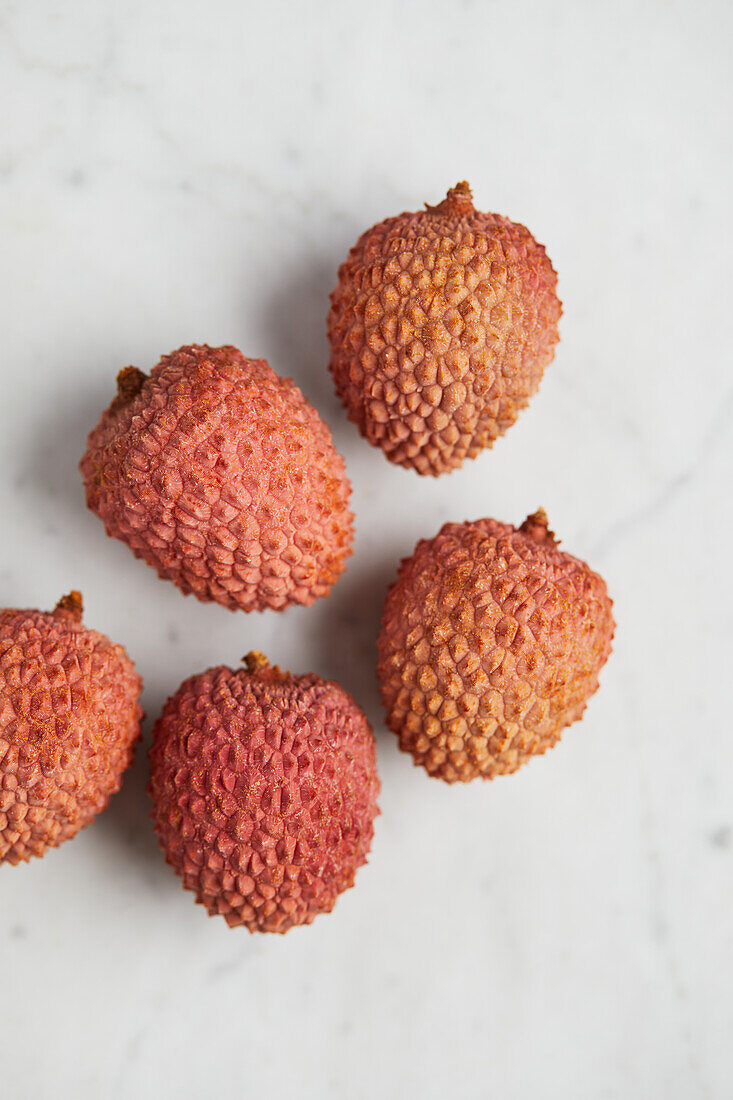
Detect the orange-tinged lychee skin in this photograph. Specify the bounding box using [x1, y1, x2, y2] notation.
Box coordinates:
[80, 345, 354, 612]
[148, 657, 380, 932]
[328, 183, 561, 476]
[0, 593, 143, 864]
[377, 512, 614, 782]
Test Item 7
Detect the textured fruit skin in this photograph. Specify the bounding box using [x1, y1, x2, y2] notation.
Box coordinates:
[328, 182, 561, 475]
[149, 656, 380, 932]
[0, 593, 142, 864]
[80, 344, 354, 612]
[377, 512, 614, 782]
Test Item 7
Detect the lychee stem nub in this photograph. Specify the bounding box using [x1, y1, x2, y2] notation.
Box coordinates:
[242, 651, 291, 682]
[519, 509, 558, 545]
[426, 181, 475, 218]
[53, 591, 84, 623]
[115, 366, 147, 406]
[243, 651, 270, 675]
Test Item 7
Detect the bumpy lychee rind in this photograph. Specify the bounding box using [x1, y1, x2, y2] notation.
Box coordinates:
[148, 659, 380, 932]
[377, 512, 614, 782]
[328, 182, 561, 476]
[80, 344, 354, 612]
[0, 594, 143, 864]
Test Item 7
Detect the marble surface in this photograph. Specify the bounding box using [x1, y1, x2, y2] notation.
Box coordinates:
[1, 2, 731, 1096]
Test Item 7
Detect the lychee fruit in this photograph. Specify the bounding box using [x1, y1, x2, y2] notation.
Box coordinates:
[0, 592, 143, 864]
[328, 182, 561, 475]
[80, 344, 354, 612]
[377, 511, 614, 782]
[148, 652, 380, 932]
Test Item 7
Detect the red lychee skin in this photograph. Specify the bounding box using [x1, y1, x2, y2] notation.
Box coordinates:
[148, 655, 380, 932]
[0, 592, 143, 864]
[377, 511, 614, 782]
[80, 344, 354, 613]
[328, 182, 562, 476]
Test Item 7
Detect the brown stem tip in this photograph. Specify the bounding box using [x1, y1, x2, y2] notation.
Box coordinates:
[115, 366, 147, 405]
[519, 509, 559, 546]
[242, 651, 289, 681]
[426, 181, 475, 218]
[243, 651, 270, 675]
[53, 590, 84, 624]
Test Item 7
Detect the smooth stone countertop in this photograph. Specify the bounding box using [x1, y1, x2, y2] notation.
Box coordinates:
[1, 2, 731, 1097]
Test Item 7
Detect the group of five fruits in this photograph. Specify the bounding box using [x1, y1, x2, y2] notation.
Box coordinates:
[0, 184, 614, 932]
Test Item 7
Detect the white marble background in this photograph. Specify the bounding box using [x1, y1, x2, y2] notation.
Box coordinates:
[1, 1, 731, 1097]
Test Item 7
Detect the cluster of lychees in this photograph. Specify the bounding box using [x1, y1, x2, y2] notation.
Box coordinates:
[0, 184, 614, 933]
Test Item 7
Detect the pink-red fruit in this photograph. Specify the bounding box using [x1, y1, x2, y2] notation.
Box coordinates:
[148, 653, 380, 932]
[0, 592, 142, 863]
[80, 344, 354, 612]
[328, 182, 561, 475]
[377, 511, 614, 781]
